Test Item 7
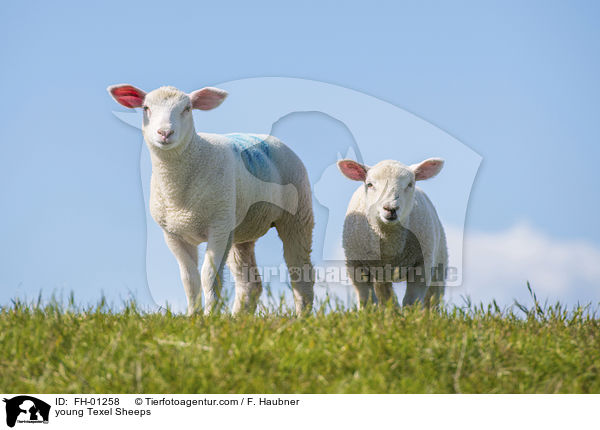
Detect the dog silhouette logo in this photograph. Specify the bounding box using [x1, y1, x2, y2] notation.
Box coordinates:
[3, 396, 50, 427]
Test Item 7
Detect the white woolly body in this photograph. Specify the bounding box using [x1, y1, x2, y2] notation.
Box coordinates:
[149, 132, 303, 246]
[341, 159, 448, 308]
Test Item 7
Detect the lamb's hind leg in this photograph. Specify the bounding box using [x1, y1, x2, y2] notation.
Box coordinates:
[424, 252, 447, 307]
[228, 241, 263, 315]
[275, 214, 315, 315]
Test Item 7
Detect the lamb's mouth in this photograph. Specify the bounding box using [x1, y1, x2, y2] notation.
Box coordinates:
[151, 139, 178, 151]
[381, 210, 398, 223]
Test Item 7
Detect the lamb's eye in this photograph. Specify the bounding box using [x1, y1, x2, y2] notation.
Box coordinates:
[183, 106, 191, 113]
[366, 182, 374, 189]
[143, 106, 150, 113]
[407, 182, 414, 188]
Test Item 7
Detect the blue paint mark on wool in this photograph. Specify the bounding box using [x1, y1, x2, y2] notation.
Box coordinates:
[226, 133, 274, 181]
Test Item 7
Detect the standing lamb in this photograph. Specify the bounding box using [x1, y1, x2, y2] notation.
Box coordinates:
[108, 84, 314, 315]
[337, 158, 447, 308]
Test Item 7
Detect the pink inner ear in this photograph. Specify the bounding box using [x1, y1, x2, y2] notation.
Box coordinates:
[338, 160, 367, 181]
[414, 159, 443, 181]
[190, 87, 228, 111]
[110, 86, 145, 108]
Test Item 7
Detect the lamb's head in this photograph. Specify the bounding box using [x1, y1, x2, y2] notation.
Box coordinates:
[108, 84, 228, 151]
[338, 157, 444, 226]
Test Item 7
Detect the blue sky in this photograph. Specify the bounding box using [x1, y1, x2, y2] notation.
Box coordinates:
[1, 0, 599, 310]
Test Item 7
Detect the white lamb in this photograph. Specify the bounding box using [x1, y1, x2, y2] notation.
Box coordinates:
[337, 158, 448, 308]
[108, 84, 314, 315]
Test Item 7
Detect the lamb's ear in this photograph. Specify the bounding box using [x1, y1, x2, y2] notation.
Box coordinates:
[411, 158, 444, 181]
[107, 84, 146, 108]
[337, 159, 368, 181]
[189, 87, 228, 110]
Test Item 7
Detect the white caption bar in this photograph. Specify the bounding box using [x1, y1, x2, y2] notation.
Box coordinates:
[0, 394, 597, 429]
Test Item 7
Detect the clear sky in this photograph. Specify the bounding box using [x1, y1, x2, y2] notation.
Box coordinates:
[1, 0, 599, 310]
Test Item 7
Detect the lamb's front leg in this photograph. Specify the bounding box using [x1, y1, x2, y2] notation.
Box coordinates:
[374, 281, 398, 307]
[201, 228, 233, 314]
[402, 264, 428, 307]
[164, 232, 201, 315]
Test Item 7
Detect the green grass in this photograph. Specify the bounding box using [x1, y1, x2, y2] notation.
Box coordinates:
[1, 289, 599, 393]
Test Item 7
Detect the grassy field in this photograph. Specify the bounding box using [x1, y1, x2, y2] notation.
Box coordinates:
[1, 289, 599, 393]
